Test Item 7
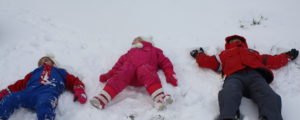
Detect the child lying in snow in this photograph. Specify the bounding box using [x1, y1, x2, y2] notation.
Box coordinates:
[90, 36, 177, 111]
[190, 35, 298, 120]
[0, 56, 87, 120]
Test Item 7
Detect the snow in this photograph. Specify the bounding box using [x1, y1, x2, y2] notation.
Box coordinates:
[0, 0, 300, 120]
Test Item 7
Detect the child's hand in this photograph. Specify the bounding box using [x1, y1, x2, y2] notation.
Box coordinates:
[164, 69, 178, 87]
[99, 74, 109, 83]
[190, 47, 204, 58]
[166, 75, 178, 87]
[73, 86, 87, 104]
[285, 48, 299, 60]
[99, 70, 115, 83]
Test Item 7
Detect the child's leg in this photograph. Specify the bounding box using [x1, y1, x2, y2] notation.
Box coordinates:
[90, 85, 118, 109]
[91, 63, 136, 109]
[146, 82, 173, 111]
[0, 92, 27, 120]
[34, 94, 58, 120]
[147, 83, 173, 101]
[248, 72, 283, 120]
[137, 65, 173, 110]
[0, 94, 19, 120]
[218, 75, 244, 120]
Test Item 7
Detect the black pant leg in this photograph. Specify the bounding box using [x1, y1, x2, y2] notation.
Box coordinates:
[219, 75, 244, 119]
[248, 72, 283, 120]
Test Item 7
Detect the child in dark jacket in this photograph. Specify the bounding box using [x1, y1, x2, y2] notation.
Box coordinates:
[0, 56, 87, 120]
[90, 36, 177, 111]
[190, 35, 298, 120]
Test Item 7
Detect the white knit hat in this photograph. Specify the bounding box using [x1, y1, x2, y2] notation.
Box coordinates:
[139, 35, 154, 44]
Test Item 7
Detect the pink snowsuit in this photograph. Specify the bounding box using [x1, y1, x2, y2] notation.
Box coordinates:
[100, 41, 176, 100]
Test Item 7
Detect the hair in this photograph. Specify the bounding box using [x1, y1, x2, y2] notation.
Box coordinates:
[38, 56, 55, 66]
[228, 37, 242, 42]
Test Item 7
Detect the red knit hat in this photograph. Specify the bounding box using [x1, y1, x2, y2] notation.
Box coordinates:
[225, 35, 246, 43]
[225, 35, 248, 49]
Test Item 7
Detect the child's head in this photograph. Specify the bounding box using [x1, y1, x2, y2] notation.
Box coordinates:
[132, 37, 143, 45]
[132, 36, 153, 44]
[228, 38, 242, 43]
[225, 35, 248, 49]
[131, 36, 154, 48]
[38, 56, 55, 67]
[225, 35, 246, 44]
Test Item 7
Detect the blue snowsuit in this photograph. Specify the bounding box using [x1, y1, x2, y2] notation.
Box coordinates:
[0, 65, 71, 120]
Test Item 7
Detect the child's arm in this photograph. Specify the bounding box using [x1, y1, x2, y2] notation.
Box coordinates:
[65, 73, 87, 104]
[7, 73, 32, 92]
[192, 48, 221, 72]
[157, 49, 178, 87]
[0, 73, 32, 100]
[259, 48, 298, 69]
[99, 53, 128, 83]
[260, 53, 290, 69]
[65, 74, 85, 91]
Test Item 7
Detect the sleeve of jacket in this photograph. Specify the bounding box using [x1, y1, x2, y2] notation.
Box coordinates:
[157, 49, 175, 75]
[196, 52, 221, 72]
[260, 53, 290, 69]
[65, 73, 85, 93]
[104, 53, 128, 78]
[7, 73, 32, 92]
[111, 53, 128, 71]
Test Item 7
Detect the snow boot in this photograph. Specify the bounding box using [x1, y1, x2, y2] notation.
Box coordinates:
[90, 90, 112, 109]
[215, 111, 244, 120]
[154, 94, 173, 111]
[259, 116, 267, 120]
[90, 97, 106, 109]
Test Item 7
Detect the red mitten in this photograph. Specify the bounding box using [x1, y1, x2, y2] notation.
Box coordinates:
[164, 69, 178, 87]
[166, 74, 178, 87]
[99, 74, 109, 83]
[99, 70, 115, 83]
[73, 86, 87, 104]
[0, 89, 9, 100]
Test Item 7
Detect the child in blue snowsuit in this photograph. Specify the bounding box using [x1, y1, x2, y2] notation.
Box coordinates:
[0, 56, 87, 120]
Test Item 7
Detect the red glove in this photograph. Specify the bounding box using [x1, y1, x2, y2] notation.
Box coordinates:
[73, 86, 87, 104]
[0, 89, 9, 100]
[166, 74, 178, 87]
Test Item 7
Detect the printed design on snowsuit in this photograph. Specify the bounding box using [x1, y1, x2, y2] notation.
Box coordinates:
[50, 97, 58, 109]
[40, 65, 55, 86]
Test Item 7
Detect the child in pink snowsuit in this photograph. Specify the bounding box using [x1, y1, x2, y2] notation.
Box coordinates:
[90, 36, 178, 110]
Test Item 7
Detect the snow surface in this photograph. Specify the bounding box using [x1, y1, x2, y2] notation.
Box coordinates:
[0, 0, 300, 120]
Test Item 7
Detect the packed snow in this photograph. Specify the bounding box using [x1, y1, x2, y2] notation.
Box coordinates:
[0, 0, 300, 120]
